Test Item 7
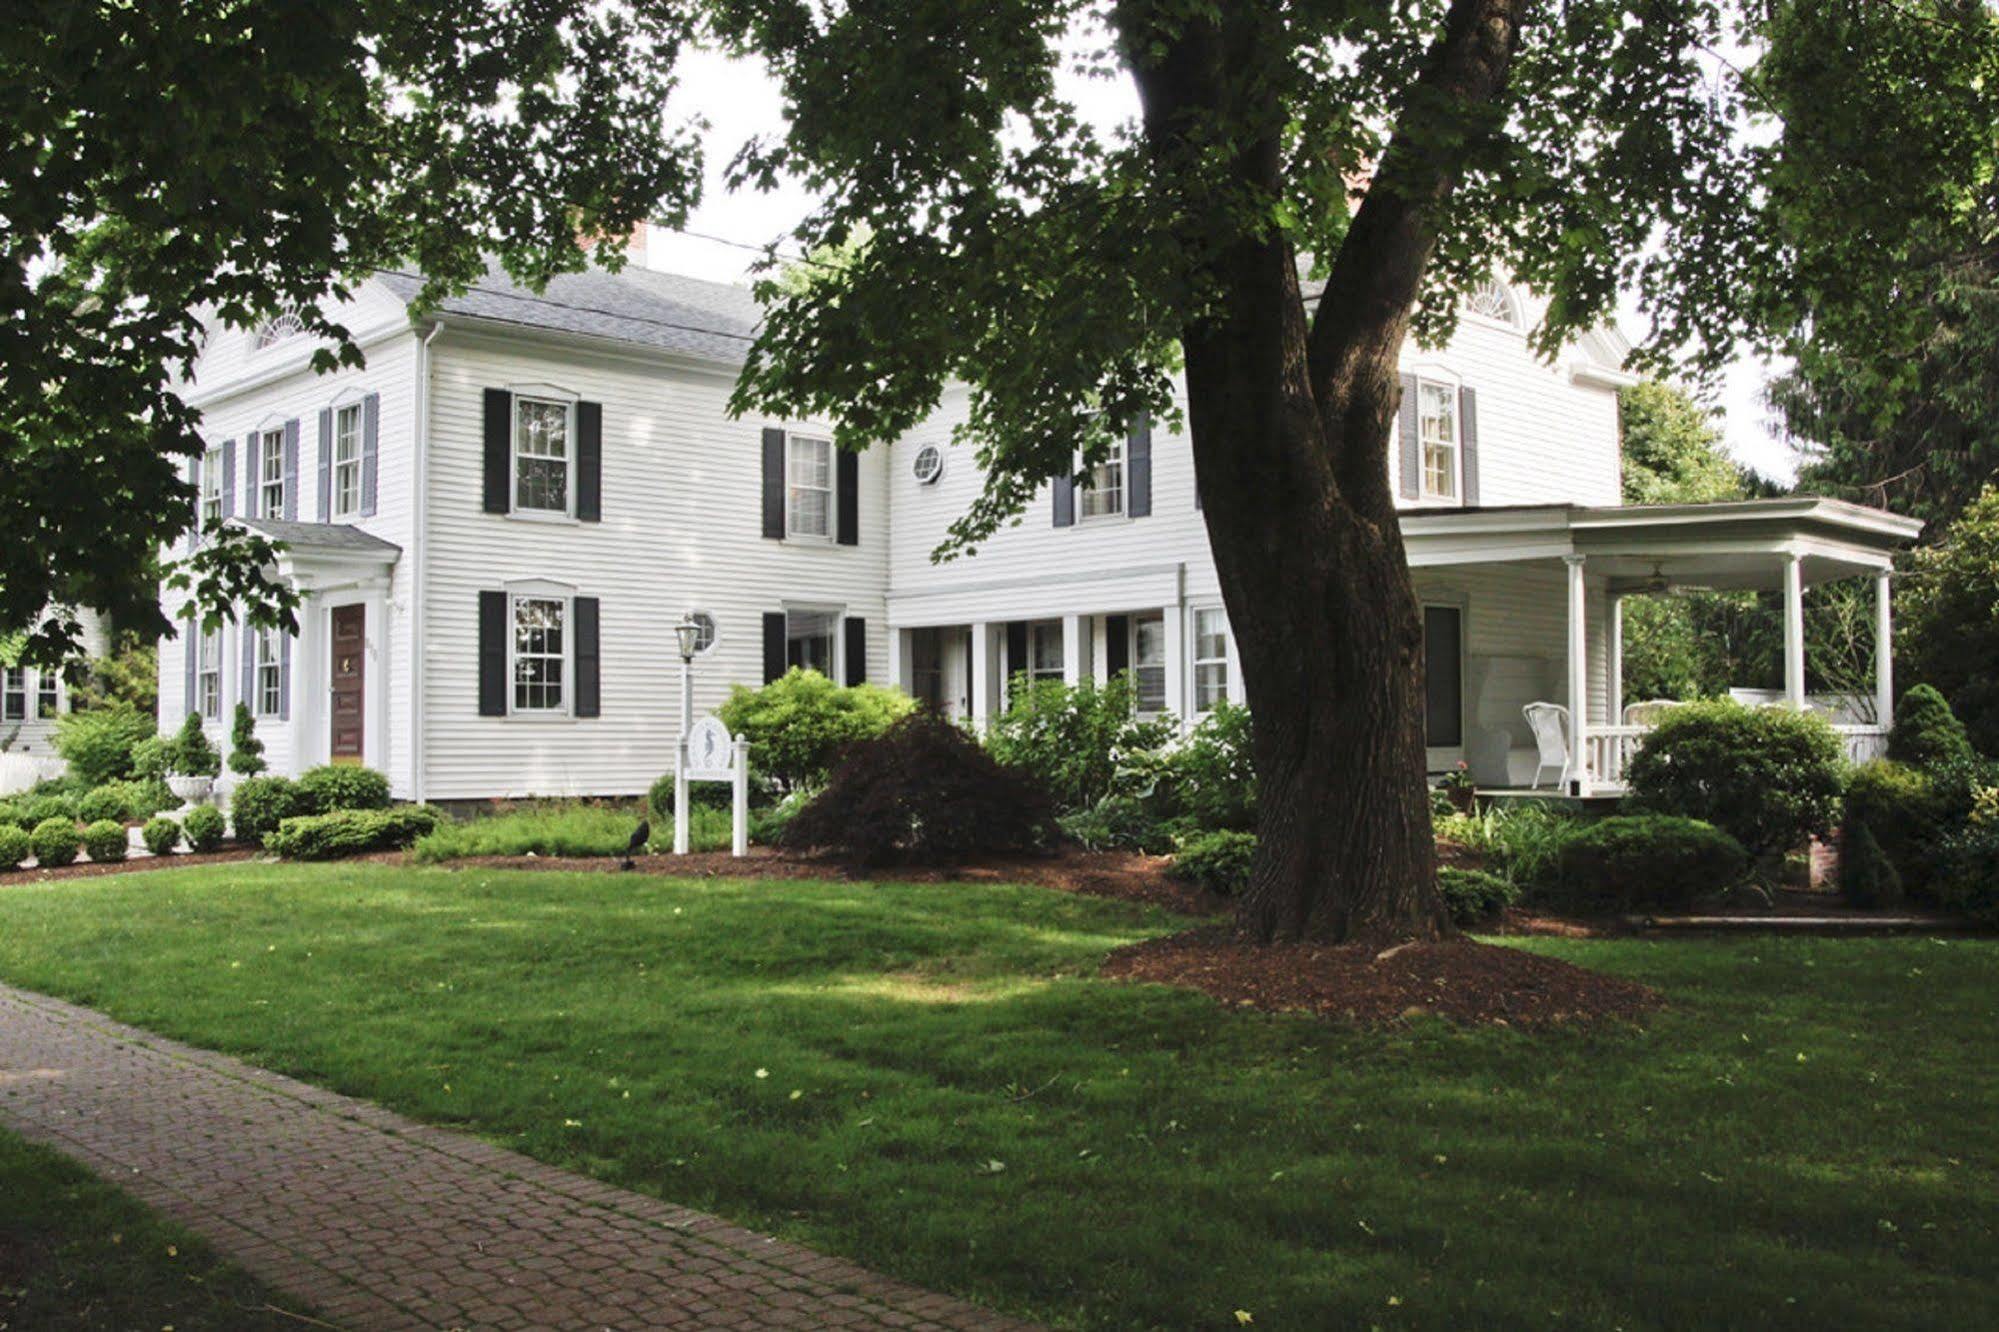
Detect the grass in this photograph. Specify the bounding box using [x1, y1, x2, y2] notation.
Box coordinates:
[0, 1126, 311, 1329]
[410, 799, 737, 861]
[0, 863, 1994, 1329]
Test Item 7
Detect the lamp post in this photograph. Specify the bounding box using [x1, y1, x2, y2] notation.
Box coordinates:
[672, 614, 701, 853]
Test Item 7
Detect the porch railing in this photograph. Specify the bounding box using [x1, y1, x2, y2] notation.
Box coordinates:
[1581, 721, 1889, 792]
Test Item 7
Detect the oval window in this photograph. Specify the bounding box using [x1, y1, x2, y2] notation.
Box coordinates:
[912, 444, 944, 485]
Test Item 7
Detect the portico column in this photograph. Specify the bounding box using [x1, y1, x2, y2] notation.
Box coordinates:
[1607, 593, 1625, 727]
[969, 622, 993, 732]
[1061, 614, 1084, 687]
[1874, 567, 1895, 729]
[1564, 555, 1590, 796]
[1782, 551, 1806, 709]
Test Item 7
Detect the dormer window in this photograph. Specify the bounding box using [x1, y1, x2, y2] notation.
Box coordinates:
[254, 309, 306, 349]
[1465, 280, 1521, 327]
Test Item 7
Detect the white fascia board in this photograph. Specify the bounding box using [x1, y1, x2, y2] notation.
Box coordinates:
[184, 317, 414, 410]
[888, 563, 1186, 627]
[430, 315, 748, 383]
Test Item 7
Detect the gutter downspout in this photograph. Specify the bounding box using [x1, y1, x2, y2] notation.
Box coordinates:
[410, 319, 444, 804]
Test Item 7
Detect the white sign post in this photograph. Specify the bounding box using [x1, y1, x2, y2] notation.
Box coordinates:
[675, 715, 750, 857]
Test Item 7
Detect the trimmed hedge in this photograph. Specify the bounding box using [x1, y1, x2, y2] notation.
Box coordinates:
[1439, 867, 1517, 926]
[1840, 820, 1903, 909]
[30, 817, 80, 868]
[1625, 700, 1845, 859]
[297, 764, 391, 814]
[18, 795, 76, 831]
[81, 819, 128, 863]
[266, 806, 446, 861]
[0, 825, 29, 870]
[231, 775, 307, 846]
[1888, 684, 1975, 769]
[141, 817, 182, 857]
[181, 805, 226, 852]
[1554, 814, 1749, 911]
[1933, 822, 1999, 923]
[1168, 830, 1258, 897]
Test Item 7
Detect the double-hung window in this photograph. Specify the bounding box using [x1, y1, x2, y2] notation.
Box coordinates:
[36, 670, 59, 720]
[1, 668, 24, 722]
[512, 596, 567, 713]
[514, 397, 571, 514]
[1027, 621, 1064, 683]
[785, 608, 838, 675]
[787, 436, 833, 538]
[1193, 608, 1231, 713]
[257, 428, 286, 518]
[1080, 438, 1125, 520]
[1418, 381, 1459, 501]
[1133, 613, 1167, 715]
[255, 628, 283, 717]
[331, 402, 364, 519]
[197, 629, 221, 718]
[200, 448, 222, 530]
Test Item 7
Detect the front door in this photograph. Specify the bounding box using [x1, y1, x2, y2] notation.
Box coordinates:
[329, 604, 365, 764]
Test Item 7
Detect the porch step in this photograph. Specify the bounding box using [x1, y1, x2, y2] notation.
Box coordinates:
[1626, 913, 1983, 936]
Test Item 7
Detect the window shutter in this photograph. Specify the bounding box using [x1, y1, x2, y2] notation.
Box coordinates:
[761, 427, 786, 539]
[362, 392, 381, 517]
[241, 617, 255, 707]
[573, 596, 601, 717]
[1459, 386, 1480, 507]
[1005, 620, 1028, 694]
[1127, 415, 1153, 518]
[183, 627, 196, 716]
[221, 439, 236, 520]
[843, 617, 866, 685]
[762, 611, 786, 683]
[836, 448, 859, 545]
[1052, 474, 1075, 527]
[317, 409, 333, 522]
[1398, 373, 1420, 501]
[186, 455, 201, 552]
[245, 433, 257, 515]
[282, 419, 300, 521]
[1105, 615, 1130, 677]
[482, 389, 512, 514]
[478, 591, 508, 716]
[576, 400, 602, 522]
[278, 630, 291, 722]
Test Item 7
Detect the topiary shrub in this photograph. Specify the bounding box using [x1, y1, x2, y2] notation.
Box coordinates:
[1165, 700, 1257, 832]
[166, 712, 221, 778]
[1439, 866, 1518, 927]
[1625, 700, 1845, 861]
[1839, 819, 1904, 909]
[1167, 829, 1258, 896]
[230, 775, 307, 845]
[1843, 760, 1946, 897]
[181, 804, 226, 852]
[75, 785, 128, 825]
[1554, 814, 1749, 911]
[130, 735, 172, 782]
[101, 778, 174, 823]
[141, 816, 182, 857]
[52, 703, 155, 787]
[1888, 683, 1975, 769]
[81, 819, 127, 863]
[297, 764, 391, 813]
[780, 711, 1057, 865]
[266, 806, 446, 860]
[983, 675, 1176, 815]
[29, 817, 80, 868]
[718, 669, 916, 794]
[229, 702, 267, 776]
[0, 824, 29, 870]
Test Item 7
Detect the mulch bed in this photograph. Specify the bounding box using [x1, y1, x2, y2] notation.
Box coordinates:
[0, 848, 259, 887]
[1101, 926, 1663, 1027]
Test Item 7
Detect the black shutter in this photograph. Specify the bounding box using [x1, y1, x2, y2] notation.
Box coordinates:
[762, 612, 787, 682]
[1052, 473, 1075, 527]
[1127, 415, 1152, 518]
[316, 409, 333, 522]
[761, 427, 786, 539]
[836, 448, 859, 545]
[1459, 386, 1480, 507]
[576, 401, 602, 522]
[843, 617, 867, 685]
[478, 591, 508, 716]
[573, 596, 600, 717]
[1398, 372, 1420, 501]
[1105, 615, 1130, 677]
[361, 392, 380, 517]
[482, 389, 512, 513]
[1423, 605, 1464, 747]
[1005, 620, 1028, 696]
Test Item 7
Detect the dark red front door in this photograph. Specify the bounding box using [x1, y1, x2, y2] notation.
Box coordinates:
[330, 604, 365, 764]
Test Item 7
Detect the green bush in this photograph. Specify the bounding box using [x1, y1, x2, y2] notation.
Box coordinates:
[181, 804, 225, 852]
[130, 735, 172, 782]
[1439, 867, 1518, 927]
[104, 778, 174, 822]
[412, 803, 639, 863]
[1166, 701, 1257, 832]
[297, 764, 391, 813]
[1933, 822, 1999, 922]
[749, 790, 808, 847]
[0, 824, 29, 870]
[1167, 829, 1258, 896]
[1888, 684, 1975, 768]
[228, 702, 267, 776]
[1901, 489, 1999, 754]
[646, 772, 737, 820]
[268, 806, 446, 861]
[75, 786, 128, 824]
[1840, 819, 1904, 909]
[29, 817, 80, 868]
[230, 776, 307, 846]
[166, 712, 221, 778]
[140, 817, 182, 857]
[1058, 794, 1181, 854]
[1434, 802, 1585, 891]
[20, 794, 75, 830]
[81, 819, 127, 863]
[984, 675, 1175, 814]
[718, 669, 915, 794]
[1625, 700, 1846, 859]
[1843, 760, 1947, 897]
[1554, 814, 1749, 911]
[52, 703, 155, 787]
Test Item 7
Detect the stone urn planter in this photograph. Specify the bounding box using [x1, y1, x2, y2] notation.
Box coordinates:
[165, 774, 215, 807]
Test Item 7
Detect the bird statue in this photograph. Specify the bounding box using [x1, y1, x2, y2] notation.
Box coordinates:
[620, 818, 651, 871]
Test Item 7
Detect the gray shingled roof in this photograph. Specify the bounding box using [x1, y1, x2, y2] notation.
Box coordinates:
[239, 518, 402, 556]
[375, 264, 762, 364]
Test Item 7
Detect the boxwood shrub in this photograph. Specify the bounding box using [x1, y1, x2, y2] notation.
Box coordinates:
[297, 764, 392, 814]
[231, 775, 308, 846]
[81, 819, 128, 863]
[1439, 867, 1517, 926]
[1625, 700, 1845, 859]
[1887, 683, 1975, 769]
[141, 816, 182, 857]
[266, 806, 446, 861]
[29, 817, 80, 868]
[20, 795, 75, 831]
[0, 824, 29, 870]
[181, 804, 226, 852]
[1168, 830, 1259, 897]
[1554, 814, 1749, 911]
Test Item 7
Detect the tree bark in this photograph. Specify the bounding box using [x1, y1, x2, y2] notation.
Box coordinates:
[1127, 0, 1528, 944]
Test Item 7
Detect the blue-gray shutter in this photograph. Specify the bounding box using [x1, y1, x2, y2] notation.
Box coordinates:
[843, 617, 866, 685]
[761, 428, 786, 538]
[483, 390, 512, 513]
[183, 627, 196, 716]
[1398, 372, 1420, 501]
[576, 401, 601, 522]
[573, 596, 600, 717]
[1127, 414, 1152, 518]
[317, 409, 333, 522]
[245, 432, 259, 515]
[1052, 474, 1075, 527]
[279, 630, 291, 721]
[362, 392, 380, 517]
[763, 612, 786, 682]
[836, 449, 858, 545]
[186, 455, 201, 552]
[478, 591, 508, 715]
[241, 616, 255, 709]
[1459, 385, 1480, 507]
[282, 418, 300, 520]
[221, 439, 236, 520]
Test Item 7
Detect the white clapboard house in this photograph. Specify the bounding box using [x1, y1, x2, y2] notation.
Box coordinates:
[157, 259, 1920, 802]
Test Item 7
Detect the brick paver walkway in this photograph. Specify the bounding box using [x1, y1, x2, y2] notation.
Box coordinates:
[0, 983, 1036, 1331]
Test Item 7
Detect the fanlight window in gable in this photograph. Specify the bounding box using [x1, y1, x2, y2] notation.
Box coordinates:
[1465, 281, 1521, 327]
[254, 309, 306, 349]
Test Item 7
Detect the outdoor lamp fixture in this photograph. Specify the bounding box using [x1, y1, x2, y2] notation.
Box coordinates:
[674, 615, 703, 663]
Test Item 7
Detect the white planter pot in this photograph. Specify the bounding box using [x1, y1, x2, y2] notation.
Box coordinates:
[165, 774, 214, 806]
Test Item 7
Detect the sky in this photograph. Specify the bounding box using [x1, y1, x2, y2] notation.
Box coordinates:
[646, 46, 1798, 483]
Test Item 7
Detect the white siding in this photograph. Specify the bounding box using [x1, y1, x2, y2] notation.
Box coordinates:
[1, 612, 109, 762]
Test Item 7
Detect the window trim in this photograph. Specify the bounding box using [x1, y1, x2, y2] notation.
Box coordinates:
[1024, 620, 1065, 684]
[1077, 437, 1127, 522]
[510, 393, 577, 519]
[1131, 612, 1167, 717]
[685, 609, 720, 657]
[36, 669, 59, 720]
[255, 627, 283, 718]
[1415, 376, 1461, 503]
[330, 400, 365, 521]
[1, 667, 25, 722]
[1463, 280, 1524, 331]
[200, 446, 223, 530]
[255, 426, 287, 519]
[782, 603, 844, 678]
[785, 434, 835, 542]
[1190, 605, 1233, 716]
[196, 628, 222, 719]
[507, 591, 572, 718]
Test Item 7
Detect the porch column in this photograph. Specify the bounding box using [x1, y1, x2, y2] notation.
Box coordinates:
[1782, 551, 1806, 709]
[1565, 555, 1590, 796]
[1874, 566, 1895, 729]
[969, 622, 993, 732]
[1061, 614, 1085, 687]
[1607, 593, 1625, 727]
[1162, 602, 1186, 731]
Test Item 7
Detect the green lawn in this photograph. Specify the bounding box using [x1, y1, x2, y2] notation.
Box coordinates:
[0, 1127, 310, 1329]
[0, 863, 1994, 1329]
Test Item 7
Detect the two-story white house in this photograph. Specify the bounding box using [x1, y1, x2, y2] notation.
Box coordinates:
[159, 261, 1920, 802]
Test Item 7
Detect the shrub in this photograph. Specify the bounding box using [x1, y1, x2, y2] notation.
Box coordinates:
[1434, 802, 1585, 891]
[229, 702, 267, 776]
[718, 669, 915, 794]
[646, 772, 736, 820]
[1933, 822, 1999, 923]
[1888, 683, 1975, 768]
[52, 703, 155, 787]
[141, 816, 182, 857]
[267, 806, 446, 861]
[1166, 701, 1256, 832]
[781, 711, 1057, 865]
[983, 676, 1175, 814]
[21, 794, 75, 830]
[105, 778, 175, 822]
[1840, 819, 1904, 909]
[0, 825, 29, 870]
[1168, 830, 1258, 896]
[29, 817, 80, 868]
[130, 735, 172, 782]
[1900, 487, 1999, 754]
[181, 804, 226, 852]
[411, 804, 640, 863]
[1625, 700, 1845, 859]
[81, 819, 127, 863]
[230, 775, 307, 846]
[1554, 814, 1749, 911]
[166, 712, 221, 778]
[1843, 760, 1947, 896]
[1058, 794, 1180, 854]
[297, 764, 391, 813]
[77, 784, 146, 825]
[750, 790, 809, 846]
[1439, 867, 1518, 927]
